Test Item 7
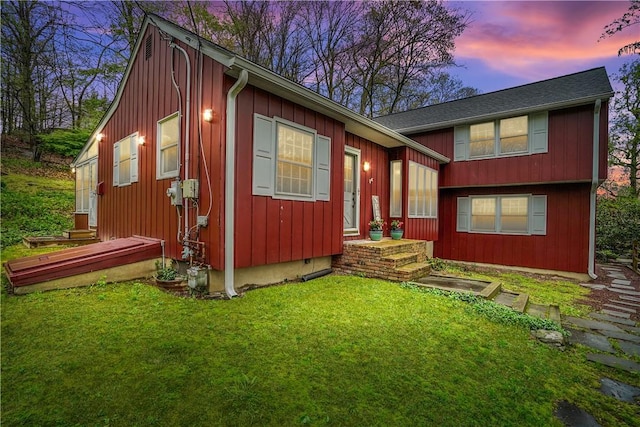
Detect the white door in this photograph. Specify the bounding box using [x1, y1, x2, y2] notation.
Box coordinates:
[344, 148, 360, 233]
[88, 158, 98, 227]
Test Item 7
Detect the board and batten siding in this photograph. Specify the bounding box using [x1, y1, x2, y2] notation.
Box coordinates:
[233, 85, 345, 268]
[96, 26, 227, 269]
[435, 183, 591, 273]
[389, 147, 440, 242]
[344, 133, 390, 240]
[410, 103, 609, 188]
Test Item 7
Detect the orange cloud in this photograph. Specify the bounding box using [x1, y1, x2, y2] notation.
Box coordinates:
[453, 1, 637, 80]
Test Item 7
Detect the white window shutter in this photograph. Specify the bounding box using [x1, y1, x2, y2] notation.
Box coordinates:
[530, 195, 547, 235]
[252, 114, 275, 196]
[456, 197, 470, 232]
[130, 135, 139, 183]
[454, 126, 469, 161]
[529, 112, 548, 154]
[113, 142, 120, 187]
[315, 135, 331, 201]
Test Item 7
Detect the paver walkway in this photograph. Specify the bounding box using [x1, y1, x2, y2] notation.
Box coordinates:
[557, 263, 640, 426]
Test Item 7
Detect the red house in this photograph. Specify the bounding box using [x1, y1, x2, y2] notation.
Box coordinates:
[6, 15, 613, 295]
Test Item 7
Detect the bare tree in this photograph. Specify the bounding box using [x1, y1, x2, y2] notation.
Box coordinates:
[609, 59, 640, 195]
[1, 0, 60, 160]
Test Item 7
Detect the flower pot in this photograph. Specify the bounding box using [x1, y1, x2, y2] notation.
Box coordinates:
[155, 276, 187, 292]
[390, 229, 404, 240]
[369, 230, 383, 241]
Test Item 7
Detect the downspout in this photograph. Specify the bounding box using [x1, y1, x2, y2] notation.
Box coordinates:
[224, 69, 249, 298]
[170, 43, 191, 241]
[588, 99, 602, 280]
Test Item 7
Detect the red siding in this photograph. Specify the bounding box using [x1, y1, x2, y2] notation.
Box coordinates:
[344, 133, 390, 240]
[387, 148, 439, 241]
[411, 104, 607, 188]
[96, 26, 227, 268]
[435, 183, 591, 273]
[233, 85, 345, 268]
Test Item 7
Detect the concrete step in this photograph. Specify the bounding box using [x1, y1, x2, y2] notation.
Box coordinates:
[512, 293, 529, 313]
[549, 304, 561, 323]
[381, 252, 419, 269]
[479, 281, 502, 299]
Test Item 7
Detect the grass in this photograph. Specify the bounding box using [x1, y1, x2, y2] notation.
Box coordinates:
[431, 260, 592, 317]
[2, 277, 639, 426]
[0, 157, 75, 249]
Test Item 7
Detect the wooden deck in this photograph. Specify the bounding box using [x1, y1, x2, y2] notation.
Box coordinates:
[5, 236, 162, 291]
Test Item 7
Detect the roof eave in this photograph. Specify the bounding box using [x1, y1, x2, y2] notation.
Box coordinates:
[394, 92, 615, 135]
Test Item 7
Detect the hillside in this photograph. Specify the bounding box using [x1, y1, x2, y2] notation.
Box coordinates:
[0, 151, 75, 251]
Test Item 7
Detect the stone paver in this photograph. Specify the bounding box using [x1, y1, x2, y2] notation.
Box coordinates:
[620, 295, 640, 303]
[599, 378, 640, 403]
[611, 279, 632, 286]
[602, 309, 631, 319]
[617, 340, 640, 357]
[589, 313, 636, 326]
[609, 287, 640, 296]
[586, 353, 640, 373]
[580, 283, 607, 290]
[567, 329, 614, 353]
[620, 324, 640, 334]
[610, 283, 635, 290]
[602, 304, 636, 313]
[554, 401, 601, 427]
[607, 273, 627, 279]
[598, 329, 640, 343]
[565, 316, 625, 331]
[611, 299, 640, 308]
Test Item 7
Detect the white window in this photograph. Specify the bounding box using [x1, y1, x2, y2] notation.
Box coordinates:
[457, 194, 547, 235]
[157, 112, 180, 179]
[408, 161, 437, 218]
[75, 162, 92, 212]
[113, 133, 139, 187]
[454, 112, 548, 161]
[390, 161, 402, 217]
[252, 114, 331, 201]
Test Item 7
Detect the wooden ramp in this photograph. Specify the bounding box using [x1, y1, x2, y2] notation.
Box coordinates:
[4, 236, 162, 294]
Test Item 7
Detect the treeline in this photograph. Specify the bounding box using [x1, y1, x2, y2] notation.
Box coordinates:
[1, 0, 478, 161]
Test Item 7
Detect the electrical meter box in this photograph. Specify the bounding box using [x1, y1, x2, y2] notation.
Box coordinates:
[166, 180, 182, 206]
[182, 179, 199, 199]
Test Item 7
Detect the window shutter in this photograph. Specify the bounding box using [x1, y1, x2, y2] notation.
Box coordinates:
[529, 112, 548, 154]
[252, 114, 275, 196]
[456, 197, 470, 232]
[315, 135, 331, 201]
[454, 125, 469, 161]
[530, 195, 547, 235]
[113, 142, 120, 187]
[130, 135, 139, 183]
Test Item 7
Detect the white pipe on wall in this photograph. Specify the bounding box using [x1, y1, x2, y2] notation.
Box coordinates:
[588, 99, 602, 280]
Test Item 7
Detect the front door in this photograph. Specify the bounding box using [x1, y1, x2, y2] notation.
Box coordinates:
[344, 148, 360, 234]
[88, 158, 98, 227]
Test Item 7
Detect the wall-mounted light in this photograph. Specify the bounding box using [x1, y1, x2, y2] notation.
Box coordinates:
[363, 161, 371, 172]
[71, 166, 76, 173]
[137, 136, 145, 146]
[203, 108, 213, 122]
[96, 133, 104, 142]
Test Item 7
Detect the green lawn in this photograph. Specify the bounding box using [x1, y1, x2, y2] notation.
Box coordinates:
[2, 277, 638, 426]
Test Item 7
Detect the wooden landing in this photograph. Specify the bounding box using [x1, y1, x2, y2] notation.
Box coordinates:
[23, 229, 98, 248]
[5, 236, 162, 292]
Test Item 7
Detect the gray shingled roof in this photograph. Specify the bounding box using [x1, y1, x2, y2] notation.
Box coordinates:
[374, 67, 613, 134]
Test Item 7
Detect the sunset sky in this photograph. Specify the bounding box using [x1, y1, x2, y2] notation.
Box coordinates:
[448, 0, 637, 93]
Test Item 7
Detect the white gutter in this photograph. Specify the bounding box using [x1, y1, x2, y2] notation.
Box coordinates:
[588, 99, 602, 280]
[224, 69, 249, 298]
[170, 43, 192, 241]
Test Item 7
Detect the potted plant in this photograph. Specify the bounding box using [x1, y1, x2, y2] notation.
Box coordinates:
[154, 260, 186, 290]
[390, 220, 404, 240]
[368, 219, 385, 241]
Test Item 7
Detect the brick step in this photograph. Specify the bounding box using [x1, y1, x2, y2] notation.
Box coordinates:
[392, 261, 431, 281]
[381, 252, 419, 268]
